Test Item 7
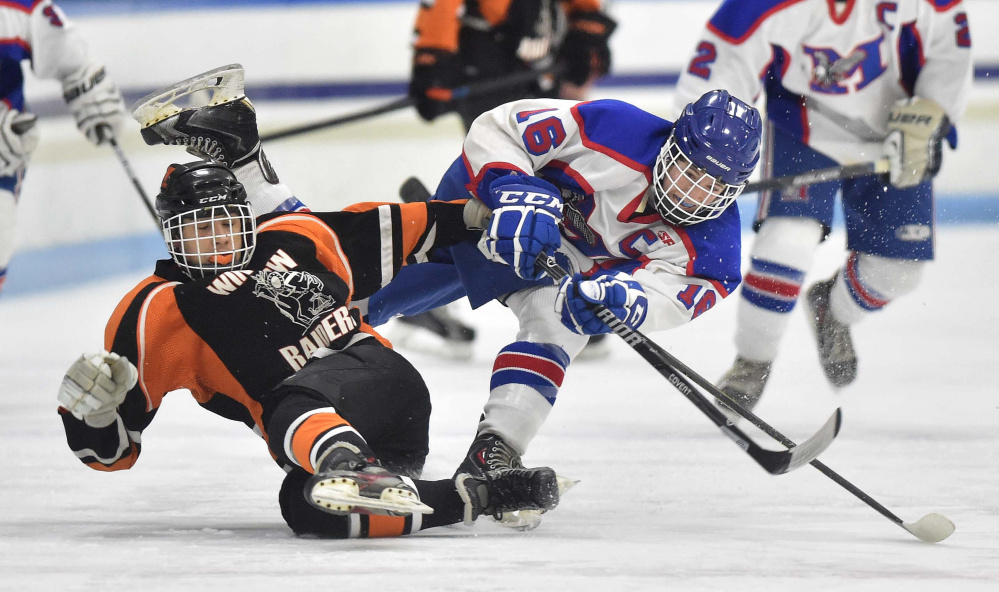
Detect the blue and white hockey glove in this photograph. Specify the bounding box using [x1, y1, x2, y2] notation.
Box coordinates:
[478, 174, 564, 280]
[555, 271, 649, 335]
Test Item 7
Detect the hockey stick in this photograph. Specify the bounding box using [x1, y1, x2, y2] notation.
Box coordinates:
[260, 67, 554, 142]
[399, 175, 834, 473]
[537, 256, 953, 542]
[536, 256, 839, 475]
[743, 158, 891, 194]
[104, 128, 158, 223]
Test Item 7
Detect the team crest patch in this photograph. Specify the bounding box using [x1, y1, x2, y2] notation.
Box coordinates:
[252, 270, 336, 328]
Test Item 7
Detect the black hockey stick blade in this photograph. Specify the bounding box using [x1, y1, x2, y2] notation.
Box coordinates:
[743, 159, 891, 194]
[400, 176, 432, 203]
[775, 408, 841, 473]
[716, 408, 839, 475]
[533, 254, 836, 475]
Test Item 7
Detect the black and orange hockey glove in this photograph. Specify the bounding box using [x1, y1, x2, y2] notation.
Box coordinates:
[557, 12, 617, 86]
[409, 49, 463, 122]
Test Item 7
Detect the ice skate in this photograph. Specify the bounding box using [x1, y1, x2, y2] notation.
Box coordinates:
[456, 431, 525, 477]
[130, 64, 265, 169]
[455, 431, 577, 530]
[806, 277, 857, 388]
[456, 466, 562, 526]
[306, 442, 433, 516]
[716, 356, 772, 420]
[389, 307, 476, 361]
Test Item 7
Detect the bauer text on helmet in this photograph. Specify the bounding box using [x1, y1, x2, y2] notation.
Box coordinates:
[651, 90, 761, 226]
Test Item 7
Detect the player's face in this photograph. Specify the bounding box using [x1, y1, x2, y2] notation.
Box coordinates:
[661, 153, 724, 213]
[175, 209, 244, 266]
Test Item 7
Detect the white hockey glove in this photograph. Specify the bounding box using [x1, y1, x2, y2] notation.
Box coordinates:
[0, 107, 39, 176]
[555, 271, 648, 335]
[62, 62, 127, 145]
[58, 350, 137, 428]
[477, 174, 563, 280]
[884, 97, 950, 189]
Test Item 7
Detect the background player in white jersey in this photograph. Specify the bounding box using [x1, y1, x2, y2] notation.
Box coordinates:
[365, 90, 762, 522]
[0, 0, 126, 295]
[673, 0, 973, 412]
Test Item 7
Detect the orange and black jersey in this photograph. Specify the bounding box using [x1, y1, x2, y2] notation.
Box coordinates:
[59, 200, 475, 472]
[413, 0, 605, 54]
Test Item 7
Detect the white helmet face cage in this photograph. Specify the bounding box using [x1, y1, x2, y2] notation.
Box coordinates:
[162, 204, 256, 279]
[650, 135, 746, 226]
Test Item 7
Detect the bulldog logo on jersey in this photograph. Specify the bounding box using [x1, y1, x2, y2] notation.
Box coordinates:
[252, 270, 335, 329]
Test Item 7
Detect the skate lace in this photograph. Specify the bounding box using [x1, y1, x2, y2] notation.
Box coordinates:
[173, 136, 226, 164]
[483, 439, 524, 471]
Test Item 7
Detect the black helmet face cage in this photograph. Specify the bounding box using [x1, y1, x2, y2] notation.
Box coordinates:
[650, 134, 745, 226]
[162, 203, 256, 279]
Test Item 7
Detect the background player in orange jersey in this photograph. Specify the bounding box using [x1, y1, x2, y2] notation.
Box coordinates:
[398, 0, 617, 357]
[54, 67, 565, 539]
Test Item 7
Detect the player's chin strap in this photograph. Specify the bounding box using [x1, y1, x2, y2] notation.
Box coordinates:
[536, 254, 954, 543]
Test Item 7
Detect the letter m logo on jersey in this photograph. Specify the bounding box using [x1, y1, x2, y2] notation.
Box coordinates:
[804, 36, 887, 94]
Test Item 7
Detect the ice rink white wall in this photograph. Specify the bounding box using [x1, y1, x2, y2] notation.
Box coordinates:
[7, 0, 999, 295]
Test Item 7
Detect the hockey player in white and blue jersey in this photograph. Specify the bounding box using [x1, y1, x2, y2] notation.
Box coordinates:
[0, 0, 126, 296]
[673, 0, 973, 413]
[365, 90, 762, 523]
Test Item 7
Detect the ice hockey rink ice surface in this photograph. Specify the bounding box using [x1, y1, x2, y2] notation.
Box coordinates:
[2, 95, 998, 590]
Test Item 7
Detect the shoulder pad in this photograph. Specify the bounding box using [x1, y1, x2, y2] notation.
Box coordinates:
[708, 0, 807, 44]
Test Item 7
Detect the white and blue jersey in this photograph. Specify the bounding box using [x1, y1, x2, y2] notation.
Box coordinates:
[368, 98, 743, 334]
[674, 0, 973, 262]
[673, 0, 972, 165]
[1, 1, 91, 112]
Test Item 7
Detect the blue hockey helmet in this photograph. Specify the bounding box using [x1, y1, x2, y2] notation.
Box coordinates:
[156, 161, 256, 279]
[650, 90, 762, 226]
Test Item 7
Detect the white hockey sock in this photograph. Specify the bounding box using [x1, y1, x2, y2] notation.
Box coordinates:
[735, 217, 823, 361]
[830, 252, 925, 325]
[233, 157, 306, 214]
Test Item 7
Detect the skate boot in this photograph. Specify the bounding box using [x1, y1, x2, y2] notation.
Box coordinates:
[716, 356, 772, 420]
[392, 307, 476, 360]
[456, 432, 524, 477]
[131, 64, 272, 173]
[305, 442, 433, 516]
[806, 277, 857, 388]
[456, 467, 561, 525]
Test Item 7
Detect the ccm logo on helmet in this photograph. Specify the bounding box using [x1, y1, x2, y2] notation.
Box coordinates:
[198, 193, 229, 205]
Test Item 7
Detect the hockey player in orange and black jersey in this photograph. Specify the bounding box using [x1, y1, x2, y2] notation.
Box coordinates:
[410, 0, 617, 128]
[55, 70, 565, 538]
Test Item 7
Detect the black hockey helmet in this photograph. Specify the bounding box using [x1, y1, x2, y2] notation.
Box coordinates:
[155, 161, 256, 279]
[155, 161, 248, 219]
